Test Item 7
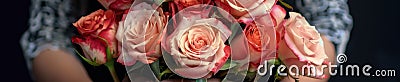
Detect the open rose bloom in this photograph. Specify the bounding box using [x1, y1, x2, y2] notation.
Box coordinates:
[116, 2, 167, 66]
[161, 5, 252, 80]
[114, 2, 169, 81]
[164, 17, 230, 79]
[278, 12, 329, 78]
[242, 20, 277, 72]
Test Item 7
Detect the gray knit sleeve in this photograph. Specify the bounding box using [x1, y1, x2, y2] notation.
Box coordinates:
[295, 0, 353, 54]
[20, 0, 82, 80]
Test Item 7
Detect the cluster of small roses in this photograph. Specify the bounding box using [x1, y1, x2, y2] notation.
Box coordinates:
[71, 0, 330, 81]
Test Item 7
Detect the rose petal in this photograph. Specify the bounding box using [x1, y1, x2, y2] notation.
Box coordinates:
[174, 65, 210, 79]
[117, 52, 137, 66]
[281, 12, 328, 65]
[72, 35, 107, 64]
[166, 16, 232, 79]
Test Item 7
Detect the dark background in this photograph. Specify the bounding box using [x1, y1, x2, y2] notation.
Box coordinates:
[3, 0, 400, 81]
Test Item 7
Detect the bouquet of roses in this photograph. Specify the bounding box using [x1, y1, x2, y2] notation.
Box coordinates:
[71, 0, 330, 82]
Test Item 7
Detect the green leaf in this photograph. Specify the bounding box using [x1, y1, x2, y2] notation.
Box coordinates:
[150, 60, 161, 80]
[74, 49, 101, 66]
[220, 59, 237, 70]
[196, 78, 207, 82]
[159, 69, 172, 78]
[267, 58, 281, 65]
[278, 0, 293, 10]
[246, 71, 257, 79]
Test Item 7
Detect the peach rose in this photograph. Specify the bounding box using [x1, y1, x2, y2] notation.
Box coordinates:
[232, 5, 286, 72]
[270, 5, 288, 44]
[72, 9, 119, 64]
[163, 17, 231, 79]
[220, 3, 286, 43]
[242, 22, 275, 72]
[73, 9, 115, 35]
[115, 2, 167, 65]
[278, 12, 328, 78]
[215, 0, 276, 18]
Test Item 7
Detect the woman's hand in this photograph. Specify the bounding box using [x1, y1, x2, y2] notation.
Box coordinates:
[33, 49, 92, 82]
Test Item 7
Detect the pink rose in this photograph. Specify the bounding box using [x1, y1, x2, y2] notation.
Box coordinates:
[270, 5, 288, 43]
[270, 5, 287, 26]
[242, 22, 275, 72]
[97, 0, 134, 11]
[233, 5, 285, 72]
[162, 17, 232, 79]
[73, 9, 115, 35]
[215, 0, 276, 18]
[278, 12, 328, 78]
[115, 2, 167, 65]
[72, 9, 119, 64]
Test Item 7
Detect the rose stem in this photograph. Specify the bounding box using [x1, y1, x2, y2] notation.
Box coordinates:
[106, 61, 120, 82]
